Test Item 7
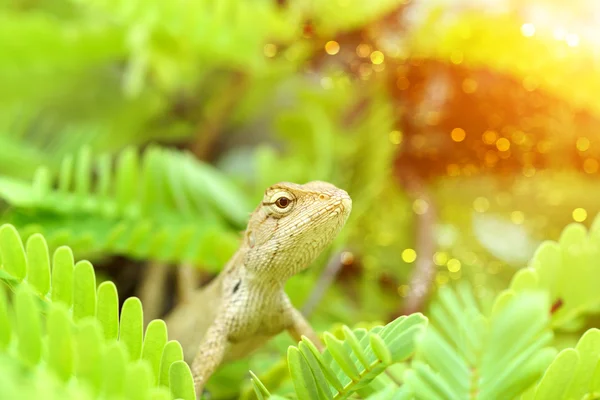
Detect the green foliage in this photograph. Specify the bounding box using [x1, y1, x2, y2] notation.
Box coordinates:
[404, 285, 555, 399]
[505, 217, 600, 330]
[0, 223, 196, 399]
[524, 328, 600, 400]
[0, 146, 251, 270]
[252, 313, 428, 399]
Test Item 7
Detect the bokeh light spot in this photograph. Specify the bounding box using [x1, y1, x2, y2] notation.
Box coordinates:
[396, 76, 410, 90]
[402, 248, 417, 263]
[370, 51, 384, 64]
[576, 137, 590, 151]
[325, 41, 340, 55]
[573, 208, 587, 222]
[356, 43, 371, 58]
[263, 43, 277, 58]
[413, 198, 429, 215]
[451, 127, 466, 142]
[436, 272, 450, 286]
[521, 23, 535, 37]
[566, 33, 580, 47]
[496, 137, 511, 151]
[473, 197, 490, 212]
[389, 130, 403, 145]
[483, 130, 497, 144]
[511, 211, 525, 224]
[462, 78, 478, 93]
[433, 251, 448, 266]
[447, 258, 461, 273]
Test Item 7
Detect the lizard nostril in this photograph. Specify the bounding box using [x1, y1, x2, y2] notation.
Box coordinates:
[319, 194, 327, 200]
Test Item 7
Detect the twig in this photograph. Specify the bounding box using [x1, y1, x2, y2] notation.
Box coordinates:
[137, 261, 169, 325]
[302, 250, 351, 318]
[397, 168, 437, 315]
[177, 262, 199, 304]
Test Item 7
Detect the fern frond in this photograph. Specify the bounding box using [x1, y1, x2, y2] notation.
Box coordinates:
[0, 145, 251, 270]
[252, 313, 428, 399]
[404, 284, 556, 400]
[506, 219, 600, 330]
[0, 223, 196, 399]
[524, 328, 600, 400]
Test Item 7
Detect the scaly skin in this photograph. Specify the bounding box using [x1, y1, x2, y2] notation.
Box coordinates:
[165, 181, 352, 396]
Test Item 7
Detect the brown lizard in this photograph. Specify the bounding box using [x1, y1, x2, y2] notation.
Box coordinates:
[165, 181, 352, 396]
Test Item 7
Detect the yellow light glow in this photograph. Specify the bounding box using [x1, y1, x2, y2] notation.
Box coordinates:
[566, 33, 580, 47]
[451, 127, 466, 142]
[356, 43, 371, 58]
[433, 251, 448, 266]
[402, 248, 417, 263]
[389, 130, 403, 145]
[473, 197, 490, 212]
[483, 130, 497, 144]
[496, 138, 511, 151]
[462, 78, 478, 93]
[436, 272, 449, 286]
[511, 211, 525, 224]
[370, 50, 384, 64]
[325, 41, 340, 55]
[413, 198, 429, 215]
[263, 43, 277, 58]
[576, 137, 590, 151]
[521, 23, 535, 37]
[447, 258, 461, 272]
[573, 208, 587, 222]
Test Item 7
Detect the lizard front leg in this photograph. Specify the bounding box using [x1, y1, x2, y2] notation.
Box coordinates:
[191, 316, 230, 396]
[287, 307, 325, 351]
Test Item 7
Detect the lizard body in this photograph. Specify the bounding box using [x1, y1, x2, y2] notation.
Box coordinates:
[165, 181, 352, 395]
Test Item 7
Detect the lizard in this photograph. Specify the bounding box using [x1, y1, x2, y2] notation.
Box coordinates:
[165, 180, 353, 396]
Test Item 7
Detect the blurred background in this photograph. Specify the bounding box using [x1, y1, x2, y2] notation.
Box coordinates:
[2, 0, 600, 397]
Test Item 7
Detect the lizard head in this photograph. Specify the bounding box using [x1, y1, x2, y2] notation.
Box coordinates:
[243, 181, 352, 281]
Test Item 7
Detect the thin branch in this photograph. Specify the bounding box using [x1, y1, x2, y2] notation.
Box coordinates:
[302, 250, 352, 318]
[177, 262, 199, 304]
[137, 261, 169, 325]
[397, 168, 437, 315]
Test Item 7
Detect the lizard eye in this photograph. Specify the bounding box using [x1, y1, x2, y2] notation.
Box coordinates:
[275, 196, 291, 209]
[266, 190, 295, 214]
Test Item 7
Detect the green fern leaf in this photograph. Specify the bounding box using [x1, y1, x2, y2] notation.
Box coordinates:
[120, 296, 144, 360]
[0, 224, 27, 280]
[74, 319, 104, 393]
[0, 146, 250, 270]
[0, 285, 10, 350]
[142, 319, 169, 384]
[254, 314, 427, 399]
[25, 233, 51, 297]
[125, 360, 154, 400]
[0, 224, 197, 398]
[405, 285, 555, 400]
[159, 340, 185, 387]
[15, 286, 42, 367]
[73, 260, 97, 321]
[51, 246, 75, 307]
[47, 304, 74, 382]
[96, 281, 119, 340]
[102, 342, 128, 396]
[530, 328, 600, 400]
[169, 360, 196, 400]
